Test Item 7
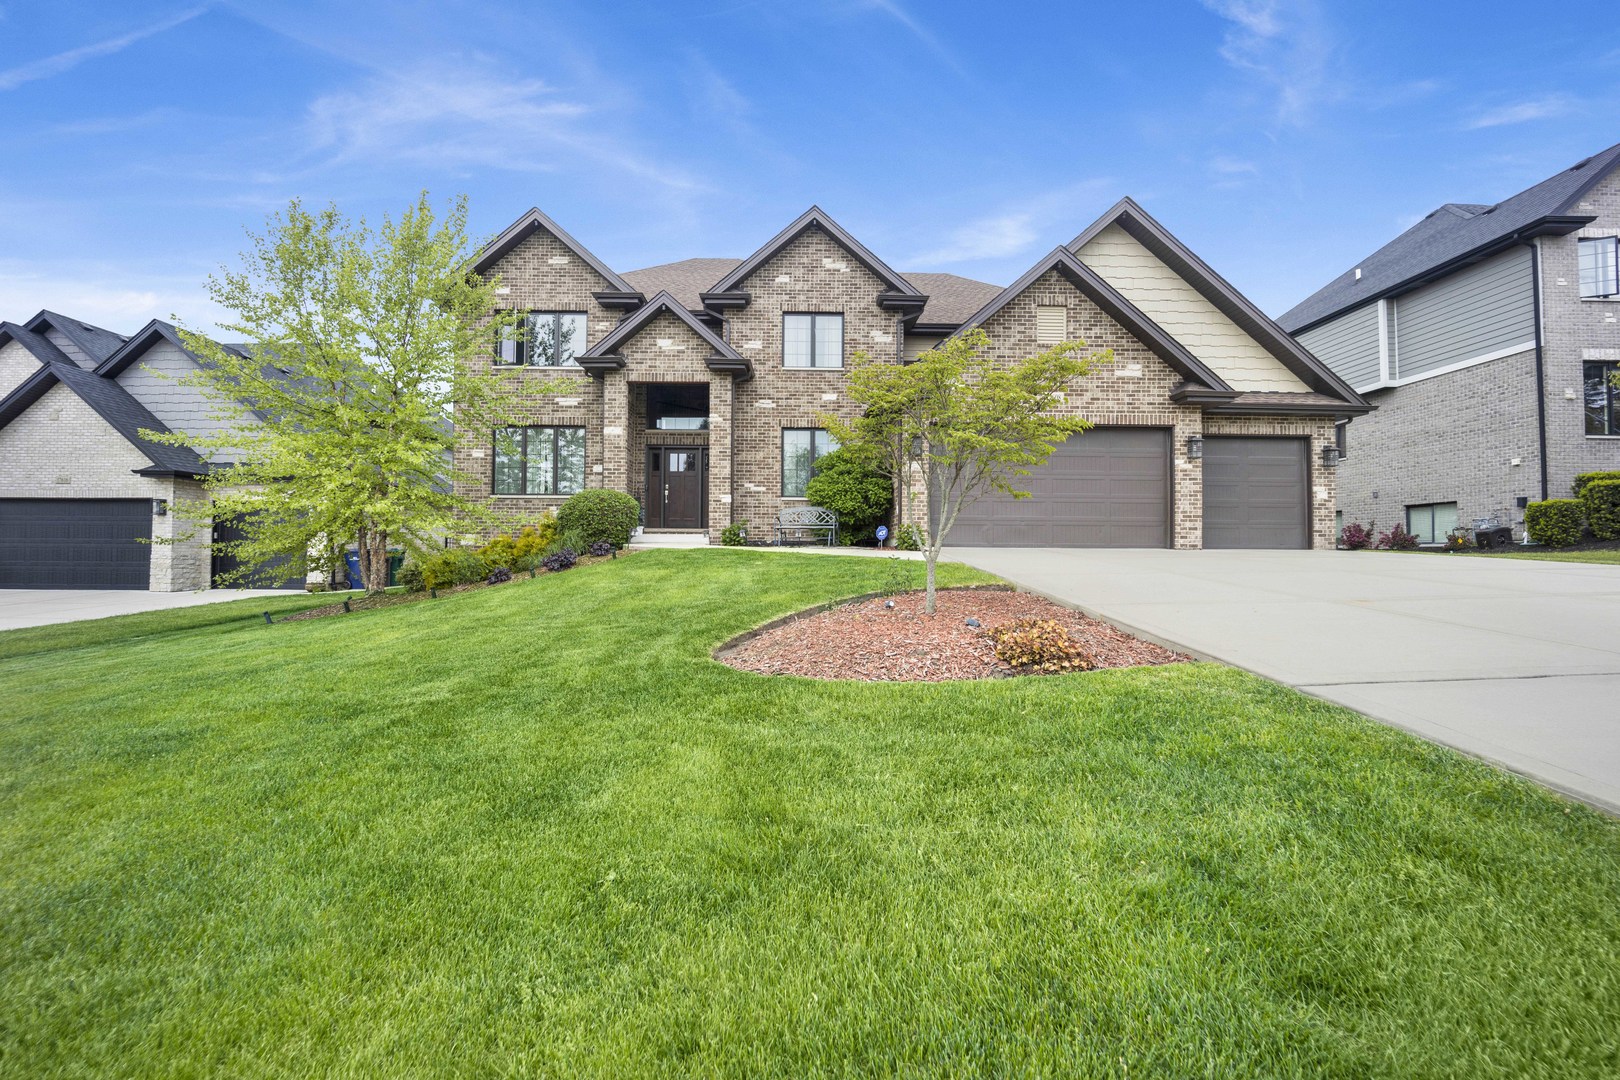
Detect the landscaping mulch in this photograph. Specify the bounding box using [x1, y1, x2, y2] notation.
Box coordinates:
[277, 553, 622, 622]
[718, 587, 1189, 682]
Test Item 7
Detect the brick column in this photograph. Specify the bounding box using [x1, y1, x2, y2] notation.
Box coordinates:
[707, 375, 734, 542]
[601, 370, 629, 493]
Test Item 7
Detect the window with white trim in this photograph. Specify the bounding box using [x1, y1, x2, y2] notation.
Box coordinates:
[1036, 305, 1067, 344]
[1405, 502, 1458, 545]
[783, 314, 843, 369]
[1579, 237, 1619, 299]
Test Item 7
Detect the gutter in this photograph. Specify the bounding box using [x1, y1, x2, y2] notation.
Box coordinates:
[1528, 239, 1549, 502]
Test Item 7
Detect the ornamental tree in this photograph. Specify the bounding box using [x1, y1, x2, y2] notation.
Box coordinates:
[822, 329, 1104, 612]
[144, 194, 522, 592]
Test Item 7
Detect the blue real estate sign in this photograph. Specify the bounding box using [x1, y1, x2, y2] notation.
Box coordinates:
[876, 526, 889, 544]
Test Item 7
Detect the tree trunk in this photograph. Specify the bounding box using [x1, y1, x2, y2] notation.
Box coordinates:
[924, 551, 937, 614]
[356, 524, 390, 594]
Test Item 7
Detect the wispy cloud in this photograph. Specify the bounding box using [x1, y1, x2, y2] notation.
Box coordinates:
[1208, 155, 1260, 188]
[0, 5, 208, 91]
[1464, 95, 1576, 129]
[0, 260, 224, 334]
[302, 63, 703, 194]
[858, 0, 965, 76]
[908, 181, 1114, 266]
[1199, 0, 1336, 126]
[683, 52, 753, 136]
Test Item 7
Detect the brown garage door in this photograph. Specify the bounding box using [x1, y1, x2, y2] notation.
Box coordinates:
[944, 427, 1170, 548]
[1203, 437, 1309, 549]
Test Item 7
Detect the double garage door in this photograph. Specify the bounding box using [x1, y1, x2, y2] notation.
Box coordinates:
[946, 429, 1309, 549]
[0, 499, 152, 589]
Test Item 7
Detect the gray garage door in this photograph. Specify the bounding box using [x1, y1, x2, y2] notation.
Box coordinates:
[0, 499, 152, 589]
[1203, 437, 1309, 549]
[945, 427, 1170, 547]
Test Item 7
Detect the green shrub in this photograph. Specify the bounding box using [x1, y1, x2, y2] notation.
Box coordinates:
[1580, 479, 1620, 541]
[1525, 499, 1584, 547]
[478, 517, 557, 568]
[803, 449, 893, 544]
[416, 548, 491, 591]
[720, 520, 749, 546]
[556, 489, 640, 548]
[396, 561, 426, 592]
[894, 523, 924, 551]
[548, 528, 591, 556]
[1572, 471, 1620, 497]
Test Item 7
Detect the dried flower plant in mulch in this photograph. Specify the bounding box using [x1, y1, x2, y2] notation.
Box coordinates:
[278, 553, 622, 622]
[717, 587, 1189, 682]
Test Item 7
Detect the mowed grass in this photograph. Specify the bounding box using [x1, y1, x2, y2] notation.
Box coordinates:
[2, 551, 1618, 1078]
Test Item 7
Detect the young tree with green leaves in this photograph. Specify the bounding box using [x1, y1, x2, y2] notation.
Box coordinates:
[822, 329, 1105, 612]
[145, 194, 523, 592]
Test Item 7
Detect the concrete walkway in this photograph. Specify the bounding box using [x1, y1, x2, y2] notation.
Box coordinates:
[0, 589, 296, 632]
[948, 547, 1620, 813]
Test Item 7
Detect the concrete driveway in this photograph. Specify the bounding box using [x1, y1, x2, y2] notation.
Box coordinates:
[0, 589, 295, 632]
[949, 548, 1620, 813]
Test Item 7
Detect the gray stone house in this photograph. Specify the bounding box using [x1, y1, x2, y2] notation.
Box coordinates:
[0, 314, 293, 590]
[1279, 141, 1620, 543]
[461, 200, 1368, 549]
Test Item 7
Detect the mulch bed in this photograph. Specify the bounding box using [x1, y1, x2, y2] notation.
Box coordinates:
[717, 587, 1189, 682]
[277, 553, 622, 622]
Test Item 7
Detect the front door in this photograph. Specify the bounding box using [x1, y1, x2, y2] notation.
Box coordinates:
[651, 447, 704, 528]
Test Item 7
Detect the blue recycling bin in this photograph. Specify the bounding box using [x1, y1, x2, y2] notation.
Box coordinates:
[344, 550, 363, 590]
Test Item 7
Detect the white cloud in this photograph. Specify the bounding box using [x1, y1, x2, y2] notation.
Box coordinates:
[0, 5, 208, 91]
[302, 63, 703, 194]
[910, 213, 1040, 265]
[858, 0, 966, 75]
[1199, 0, 1336, 126]
[0, 261, 225, 336]
[1464, 95, 1576, 129]
[908, 180, 1115, 266]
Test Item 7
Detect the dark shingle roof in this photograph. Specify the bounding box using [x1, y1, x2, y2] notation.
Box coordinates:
[25, 310, 129, 365]
[1278, 141, 1620, 332]
[0, 322, 207, 476]
[622, 259, 1001, 327]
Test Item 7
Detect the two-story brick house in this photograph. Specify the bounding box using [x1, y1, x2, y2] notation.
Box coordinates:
[1279, 141, 1620, 543]
[460, 200, 1370, 549]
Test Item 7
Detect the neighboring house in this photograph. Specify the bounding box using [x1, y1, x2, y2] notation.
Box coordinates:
[0, 313, 298, 591]
[1279, 141, 1620, 543]
[460, 200, 1368, 549]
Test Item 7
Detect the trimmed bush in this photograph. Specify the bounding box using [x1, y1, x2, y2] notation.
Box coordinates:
[556, 490, 640, 548]
[414, 549, 490, 591]
[1572, 471, 1620, 497]
[1525, 499, 1583, 547]
[478, 518, 556, 569]
[803, 450, 892, 544]
[1580, 479, 1620, 541]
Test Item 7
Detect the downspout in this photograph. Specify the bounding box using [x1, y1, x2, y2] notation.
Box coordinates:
[1528, 238, 1549, 502]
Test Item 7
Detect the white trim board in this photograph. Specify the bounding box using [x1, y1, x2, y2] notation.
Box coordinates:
[1353, 339, 1535, 393]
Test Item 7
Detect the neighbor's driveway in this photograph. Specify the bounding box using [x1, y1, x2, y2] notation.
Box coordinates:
[949, 547, 1620, 813]
[0, 589, 294, 632]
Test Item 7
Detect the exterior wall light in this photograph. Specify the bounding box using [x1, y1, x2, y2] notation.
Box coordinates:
[1321, 445, 1340, 469]
[151, 498, 168, 516]
[1186, 435, 1203, 461]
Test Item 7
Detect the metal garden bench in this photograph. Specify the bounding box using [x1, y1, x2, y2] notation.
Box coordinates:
[774, 505, 838, 546]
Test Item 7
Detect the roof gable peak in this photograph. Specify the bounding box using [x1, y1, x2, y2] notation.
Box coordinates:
[473, 206, 634, 293]
[706, 206, 922, 304]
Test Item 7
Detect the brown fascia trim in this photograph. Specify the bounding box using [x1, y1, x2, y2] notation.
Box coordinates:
[1204, 398, 1376, 418]
[705, 357, 754, 383]
[698, 290, 750, 310]
[1168, 383, 1240, 407]
[704, 207, 923, 309]
[877, 292, 929, 322]
[952, 246, 1233, 392]
[576, 290, 752, 381]
[1069, 197, 1368, 407]
[133, 464, 209, 479]
[472, 207, 635, 292]
[576, 355, 626, 377]
[1284, 214, 1596, 336]
[593, 290, 646, 310]
[910, 321, 963, 336]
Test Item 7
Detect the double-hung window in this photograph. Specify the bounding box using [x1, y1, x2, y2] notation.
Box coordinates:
[494, 426, 586, 495]
[1405, 502, 1458, 545]
[496, 312, 587, 366]
[783, 314, 843, 368]
[782, 428, 837, 497]
[1585, 361, 1620, 435]
[1579, 237, 1620, 299]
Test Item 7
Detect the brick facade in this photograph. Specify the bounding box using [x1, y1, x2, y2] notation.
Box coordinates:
[457, 212, 1348, 549]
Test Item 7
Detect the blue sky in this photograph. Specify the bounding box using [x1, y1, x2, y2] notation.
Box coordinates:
[1, 1, 1617, 336]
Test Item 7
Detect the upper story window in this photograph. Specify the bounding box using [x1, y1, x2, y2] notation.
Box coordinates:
[784, 314, 843, 369]
[496, 312, 587, 366]
[1584, 361, 1620, 435]
[1578, 237, 1619, 299]
[494, 426, 586, 495]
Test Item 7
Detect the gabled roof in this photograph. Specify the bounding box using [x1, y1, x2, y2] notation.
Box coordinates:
[902, 273, 1006, 328]
[1070, 197, 1366, 404]
[952, 246, 1233, 392]
[624, 258, 743, 310]
[0, 322, 207, 477]
[23, 310, 128, 365]
[95, 319, 204, 377]
[1277, 141, 1620, 333]
[577, 291, 751, 380]
[472, 207, 638, 295]
[703, 207, 925, 316]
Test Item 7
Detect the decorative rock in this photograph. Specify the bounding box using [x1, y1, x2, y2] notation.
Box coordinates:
[965, 617, 981, 627]
[884, 600, 896, 609]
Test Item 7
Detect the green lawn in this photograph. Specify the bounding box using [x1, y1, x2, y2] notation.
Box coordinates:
[1464, 547, 1620, 565]
[3, 551, 1618, 1078]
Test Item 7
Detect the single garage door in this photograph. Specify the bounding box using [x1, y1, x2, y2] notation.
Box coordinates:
[945, 427, 1170, 547]
[0, 498, 152, 589]
[1203, 437, 1309, 549]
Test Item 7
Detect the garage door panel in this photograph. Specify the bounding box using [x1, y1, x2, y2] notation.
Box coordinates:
[946, 428, 1170, 548]
[0, 499, 152, 589]
[1203, 438, 1308, 549]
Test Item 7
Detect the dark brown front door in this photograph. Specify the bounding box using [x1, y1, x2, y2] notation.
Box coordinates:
[651, 448, 704, 528]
